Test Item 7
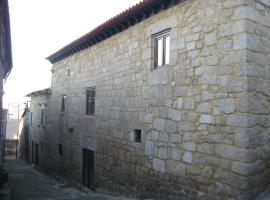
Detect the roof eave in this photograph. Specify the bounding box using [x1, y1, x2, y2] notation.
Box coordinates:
[47, 0, 182, 64]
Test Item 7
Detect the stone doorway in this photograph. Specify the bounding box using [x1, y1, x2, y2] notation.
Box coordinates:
[82, 148, 94, 190]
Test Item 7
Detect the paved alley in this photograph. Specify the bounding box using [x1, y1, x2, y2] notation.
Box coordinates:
[4, 159, 131, 200]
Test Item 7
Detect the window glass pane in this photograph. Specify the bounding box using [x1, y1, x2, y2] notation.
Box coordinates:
[165, 35, 170, 65]
[157, 38, 163, 66]
[86, 88, 95, 115]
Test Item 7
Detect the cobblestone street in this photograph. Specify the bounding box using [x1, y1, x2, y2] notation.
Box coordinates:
[4, 159, 131, 200]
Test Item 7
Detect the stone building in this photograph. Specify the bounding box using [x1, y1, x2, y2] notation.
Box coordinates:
[25, 0, 270, 199]
[0, 0, 12, 168]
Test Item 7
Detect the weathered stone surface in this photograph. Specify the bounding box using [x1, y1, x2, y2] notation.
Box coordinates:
[196, 102, 211, 113]
[166, 160, 185, 176]
[183, 151, 193, 164]
[153, 118, 166, 131]
[145, 141, 155, 157]
[183, 142, 196, 152]
[158, 147, 169, 159]
[231, 160, 263, 175]
[200, 114, 215, 124]
[215, 99, 236, 114]
[205, 31, 217, 46]
[168, 109, 182, 121]
[215, 144, 257, 162]
[24, 0, 270, 199]
[239, 93, 270, 114]
[198, 143, 214, 155]
[153, 158, 165, 173]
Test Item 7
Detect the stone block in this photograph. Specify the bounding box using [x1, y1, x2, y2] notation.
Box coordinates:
[170, 134, 182, 143]
[166, 160, 185, 176]
[199, 114, 215, 124]
[196, 102, 211, 113]
[165, 120, 177, 133]
[145, 141, 155, 157]
[178, 121, 196, 132]
[235, 127, 262, 148]
[215, 144, 257, 162]
[204, 31, 217, 46]
[171, 147, 182, 161]
[186, 42, 196, 51]
[153, 158, 165, 173]
[231, 160, 263, 175]
[158, 147, 169, 159]
[198, 143, 214, 154]
[168, 109, 182, 121]
[183, 151, 193, 164]
[215, 99, 236, 114]
[183, 142, 196, 152]
[214, 169, 249, 189]
[239, 93, 270, 114]
[153, 118, 166, 131]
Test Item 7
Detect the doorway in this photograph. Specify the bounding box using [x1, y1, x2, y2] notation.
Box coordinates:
[82, 148, 94, 189]
[35, 143, 38, 166]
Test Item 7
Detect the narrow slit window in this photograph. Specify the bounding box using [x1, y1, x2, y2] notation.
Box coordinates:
[86, 87, 96, 115]
[61, 95, 66, 112]
[154, 30, 171, 69]
[58, 144, 63, 156]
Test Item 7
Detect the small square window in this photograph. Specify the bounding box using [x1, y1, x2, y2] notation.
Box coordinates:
[58, 144, 63, 156]
[153, 30, 170, 69]
[134, 129, 142, 143]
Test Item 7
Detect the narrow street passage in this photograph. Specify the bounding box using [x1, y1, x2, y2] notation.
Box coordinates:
[4, 159, 130, 200]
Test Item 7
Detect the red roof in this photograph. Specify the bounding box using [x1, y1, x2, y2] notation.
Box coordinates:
[47, 0, 181, 64]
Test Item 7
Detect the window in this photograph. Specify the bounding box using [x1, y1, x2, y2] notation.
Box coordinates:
[58, 144, 63, 156]
[61, 95, 67, 112]
[134, 129, 142, 143]
[40, 109, 46, 127]
[67, 69, 71, 76]
[30, 112, 33, 125]
[153, 30, 170, 69]
[86, 87, 96, 115]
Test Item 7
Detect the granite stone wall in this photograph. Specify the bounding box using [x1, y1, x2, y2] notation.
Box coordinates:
[28, 0, 270, 199]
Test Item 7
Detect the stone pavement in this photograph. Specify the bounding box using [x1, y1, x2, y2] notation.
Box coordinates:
[4, 159, 132, 200]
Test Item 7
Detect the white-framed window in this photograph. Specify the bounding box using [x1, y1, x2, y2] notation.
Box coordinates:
[153, 30, 171, 69]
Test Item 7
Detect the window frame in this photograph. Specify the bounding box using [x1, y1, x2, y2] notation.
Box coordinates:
[153, 30, 171, 70]
[86, 87, 96, 116]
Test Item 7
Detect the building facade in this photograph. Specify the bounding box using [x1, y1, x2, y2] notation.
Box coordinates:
[0, 0, 12, 165]
[26, 0, 270, 199]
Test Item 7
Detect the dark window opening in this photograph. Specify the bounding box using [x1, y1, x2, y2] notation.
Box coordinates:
[61, 95, 67, 112]
[67, 69, 71, 76]
[86, 87, 96, 115]
[40, 109, 45, 126]
[58, 144, 63, 156]
[134, 129, 142, 143]
[30, 112, 33, 125]
[153, 30, 170, 69]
